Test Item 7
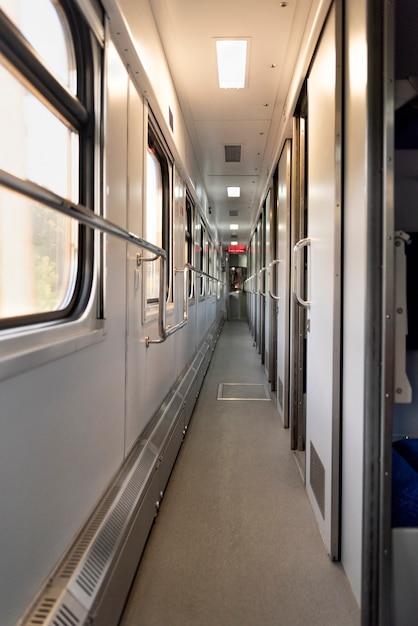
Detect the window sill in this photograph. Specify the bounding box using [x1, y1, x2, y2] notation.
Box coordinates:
[0, 315, 105, 382]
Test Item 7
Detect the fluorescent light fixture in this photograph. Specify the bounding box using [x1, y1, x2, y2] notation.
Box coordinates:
[227, 187, 240, 197]
[216, 39, 247, 89]
[230, 224, 239, 230]
[231, 240, 238, 246]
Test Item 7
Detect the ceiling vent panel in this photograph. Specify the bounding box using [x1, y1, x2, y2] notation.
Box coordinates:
[229, 210, 239, 217]
[224, 145, 242, 162]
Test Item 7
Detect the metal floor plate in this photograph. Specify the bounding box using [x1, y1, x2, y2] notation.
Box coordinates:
[217, 383, 271, 401]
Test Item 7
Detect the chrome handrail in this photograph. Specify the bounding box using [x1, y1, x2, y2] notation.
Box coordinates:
[186, 263, 223, 283]
[0, 168, 165, 259]
[145, 263, 224, 346]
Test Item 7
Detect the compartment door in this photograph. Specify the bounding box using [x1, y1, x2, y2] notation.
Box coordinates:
[304, 1, 342, 558]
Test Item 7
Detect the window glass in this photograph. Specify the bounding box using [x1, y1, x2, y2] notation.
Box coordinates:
[185, 195, 194, 297]
[146, 146, 163, 302]
[0, 0, 87, 326]
[0, 187, 78, 318]
[208, 241, 214, 295]
[0, 63, 79, 199]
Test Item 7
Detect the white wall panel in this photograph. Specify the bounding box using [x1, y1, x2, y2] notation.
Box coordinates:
[0, 40, 129, 626]
[125, 75, 147, 454]
[103, 0, 211, 221]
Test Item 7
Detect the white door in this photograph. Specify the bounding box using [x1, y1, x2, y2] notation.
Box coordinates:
[299, 2, 342, 558]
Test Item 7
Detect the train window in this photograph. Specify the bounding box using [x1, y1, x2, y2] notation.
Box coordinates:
[217, 253, 222, 299]
[185, 194, 194, 298]
[194, 220, 202, 296]
[208, 240, 214, 295]
[0, 0, 93, 329]
[146, 121, 171, 305]
[199, 223, 206, 296]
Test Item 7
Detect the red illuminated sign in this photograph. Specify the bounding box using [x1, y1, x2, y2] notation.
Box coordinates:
[228, 245, 246, 253]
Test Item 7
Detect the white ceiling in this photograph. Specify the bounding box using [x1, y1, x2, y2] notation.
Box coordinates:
[149, 0, 315, 248]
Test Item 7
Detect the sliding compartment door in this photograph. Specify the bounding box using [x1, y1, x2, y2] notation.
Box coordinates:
[302, 1, 342, 558]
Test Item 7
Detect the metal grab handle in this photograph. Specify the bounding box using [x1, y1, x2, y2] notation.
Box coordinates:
[146, 262, 226, 347]
[268, 259, 282, 300]
[258, 267, 268, 297]
[146, 263, 190, 347]
[293, 238, 311, 307]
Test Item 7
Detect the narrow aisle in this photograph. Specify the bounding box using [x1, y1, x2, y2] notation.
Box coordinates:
[120, 320, 359, 626]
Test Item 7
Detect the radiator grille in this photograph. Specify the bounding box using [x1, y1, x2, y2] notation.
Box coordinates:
[27, 598, 56, 624]
[26, 592, 86, 626]
[72, 446, 156, 603]
[150, 394, 184, 450]
[310, 441, 325, 518]
[51, 603, 81, 626]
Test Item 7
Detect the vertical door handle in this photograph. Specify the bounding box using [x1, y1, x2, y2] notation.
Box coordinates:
[293, 238, 311, 307]
[268, 259, 282, 300]
[258, 267, 268, 296]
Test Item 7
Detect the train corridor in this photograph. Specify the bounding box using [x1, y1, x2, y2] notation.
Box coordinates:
[120, 320, 360, 626]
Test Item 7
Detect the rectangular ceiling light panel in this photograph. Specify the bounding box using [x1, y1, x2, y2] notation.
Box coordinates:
[216, 39, 248, 89]
[227, 187, 240, 197]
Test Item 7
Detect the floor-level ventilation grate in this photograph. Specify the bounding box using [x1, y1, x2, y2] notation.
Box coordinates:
[310, 441, 325, 518]
[217, 383, 271, 401]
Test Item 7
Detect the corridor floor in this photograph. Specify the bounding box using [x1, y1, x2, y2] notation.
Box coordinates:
[120, 320, 360, 626]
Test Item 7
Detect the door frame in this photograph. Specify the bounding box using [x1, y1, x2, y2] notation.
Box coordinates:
[362, 0, 394, 623]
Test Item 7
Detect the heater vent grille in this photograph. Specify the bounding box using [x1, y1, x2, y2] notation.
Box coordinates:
[310, 441, 325, 518]
[72, 446, 156, 602]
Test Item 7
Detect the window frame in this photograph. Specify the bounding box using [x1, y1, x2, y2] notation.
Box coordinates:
[144, 112, 173, 315]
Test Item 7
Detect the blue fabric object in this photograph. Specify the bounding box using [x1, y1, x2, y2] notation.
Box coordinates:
[392, 440, 418, 527]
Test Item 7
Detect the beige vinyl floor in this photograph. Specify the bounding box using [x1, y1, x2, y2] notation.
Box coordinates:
[120, 320, 360, 626]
